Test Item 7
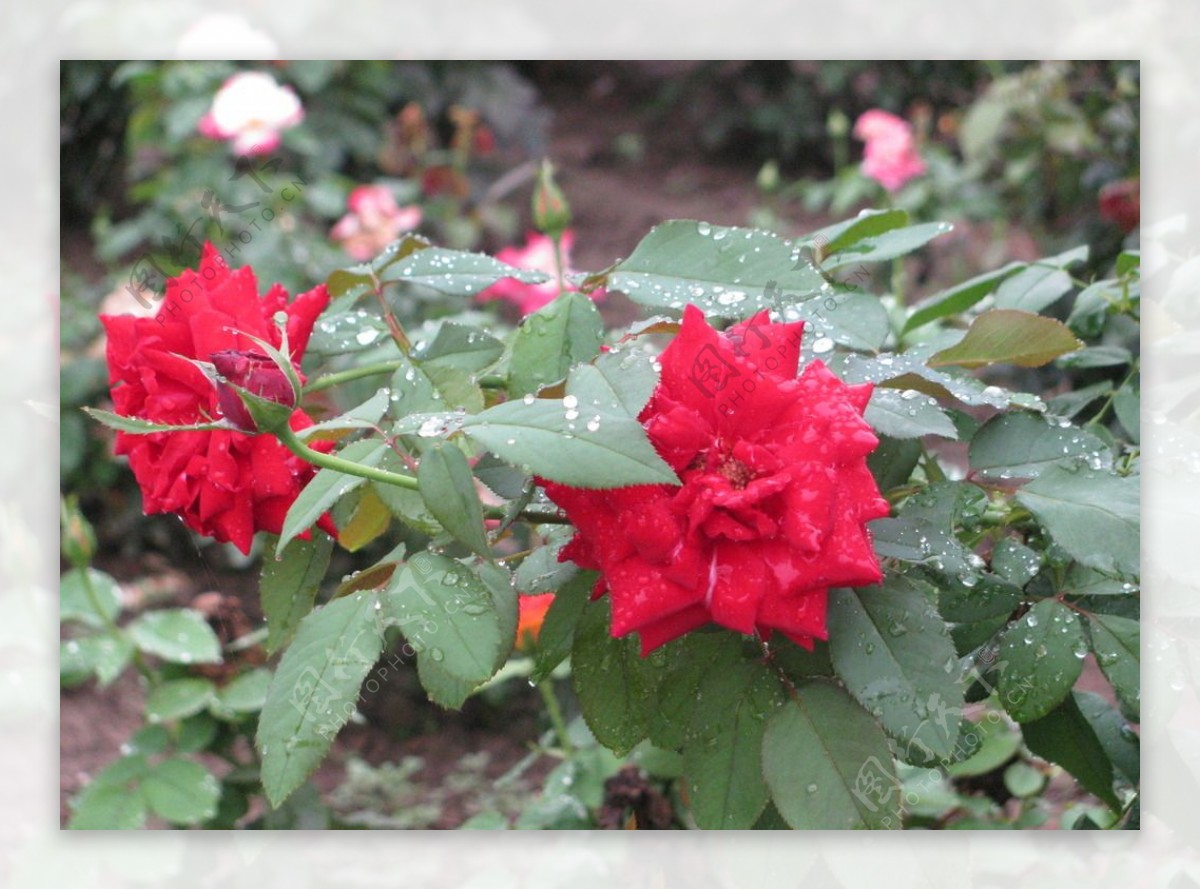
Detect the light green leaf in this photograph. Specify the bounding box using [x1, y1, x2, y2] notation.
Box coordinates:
[215, 668, 273, 714]
[996, 600, 1084, 722]
[1016, 465, 1139, 576]
[412, 322, 505, 375]
[127, 609, 221, 665]
[762, 680, 899, 830]
[822, 222, 952, 270]
[278, 439, 387, 552]
[257, 592, 385, 806]
[378, 247, 550, 297]
[140, 758, 221, 824]
[68, 759, 149, 830]
[83, 407, 231, 435]
[145, 678, 216, 723]
[993, 246, 1088, 313]
[61, 568, 122, 628]
[864, 387, 958, 440]
[828, 578, 963, 762]
[928, 310, 1083, 369]
[594, 219, 826, 318]
[592, 347, 661, 416]
[804, 208, 910, 256]
[381, 554, 503, 685]
[296, 388, 390, 440]
[461, 396, 677, 489]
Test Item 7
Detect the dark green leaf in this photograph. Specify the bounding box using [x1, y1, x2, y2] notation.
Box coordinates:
[1016, 465, 1139, 576]
[417, 442, 491, 557]
[969, 412, 1111, 480]
[996, 600, 1084, 722]
[904, 263, 1025, 333]
[828, 578, 963, 761]
[261, 534, 333, 655]
[1075, 691, 1139, 784]
[1084, 613, 1140, 721]
[1021, 692, 1120, 810]
[507, 290, 604, 396]
[867, 435, 922, 492]
[684, 664, 781, 829]
[570, 599, 655, 754]
[990, 540, 1042, 587]
[762, 680, 899, 830]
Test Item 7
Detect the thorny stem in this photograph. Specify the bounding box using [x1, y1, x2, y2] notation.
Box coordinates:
[369, 270, 412, 354]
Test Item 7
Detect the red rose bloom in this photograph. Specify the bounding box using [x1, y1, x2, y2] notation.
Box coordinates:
[100, 243, 333, 554]
[543, 305, 889, 655]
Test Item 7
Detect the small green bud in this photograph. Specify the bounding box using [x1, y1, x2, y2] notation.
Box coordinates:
[532, 159, 571, 238]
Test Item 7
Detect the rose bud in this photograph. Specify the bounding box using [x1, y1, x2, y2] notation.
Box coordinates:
[211, 349, 298, 433]
[532, 158, 571, 239]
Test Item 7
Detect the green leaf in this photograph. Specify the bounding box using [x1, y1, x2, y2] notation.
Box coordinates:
[993, 246, 1088, 313]
[804, 208, 910, 256]
[683, 664, 781, 829]
[513, 528, 578, 594]
[416, 655, 480, 710]
[786, 289, 892, 353]
[649, 633, 747, 750]
[1075, 690, 1139, 784]
[594, 219, 826, 318]
[1047, 380, 1112, 419]
[903, 263, 1025, 333]
[215, 668, 273, 715]
[1113, 376, 1140, 444]
[140, 758, 221, 824]
[461, 395, 677, 489]
[68, 764, 149, 830]
[996, 600, 1084, 722]
[307, 309, 390, 354]
[828, 578, 963, 762]
[507, 290, 603, 396]
[1084, 613, 1140, 721]
[61, 633, 134, 686]
[297, 388, 390, 440]
[945, 714, 1022, 778]
[867, 435, 922, 492]
[822, 221, 952, 270]
[377, 247, 550, 297]
[928, 310, 1083, 369]
[145, 678, 216, 723]
[412, 322, 505, 375]
[969, 412, 1111, 480]
[592, 347, 661, 416]
[261, 534, 333, 655]
[570, 599, 655, 754]
[258, 592, 385, 806]
[278, 439, 387, 552]
[1004, 761, 1047, 798]
[1016, 465, 1139, 577]
[82, 407, 230, 435]
[127, 609, 221, 665]
[1021, 692, 1120, 810]
[416, 442, 490, 557]
[990, 540, 1042, 587]
[761, 680, 899, 830]
[1057, 345, 1132, 370]
[387, 354, 445, 417]
[530, 572, 593, 684]
[381, 554, 502, 685]
[60, 568, 122, 628]
[864, 387, 958, 440]
[1067, 281, 1118, 339]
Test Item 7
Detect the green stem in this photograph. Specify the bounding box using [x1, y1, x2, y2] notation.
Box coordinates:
[537, 679, 574, 755]
[275, 426, 571, 525]
[304, 360, 407, 394]
[551, 234, 566, 293]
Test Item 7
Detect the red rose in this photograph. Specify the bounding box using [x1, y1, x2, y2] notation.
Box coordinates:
[543, 305, 889, 655]
[100, 243, 334, 554]
[1098, 178, 1140, 233]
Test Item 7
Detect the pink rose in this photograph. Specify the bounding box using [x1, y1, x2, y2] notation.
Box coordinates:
[329, 185, 423, 261]
[198, 71, 304, 156]
[476, 230, 604, 316]
[853, 109, 926, 192]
